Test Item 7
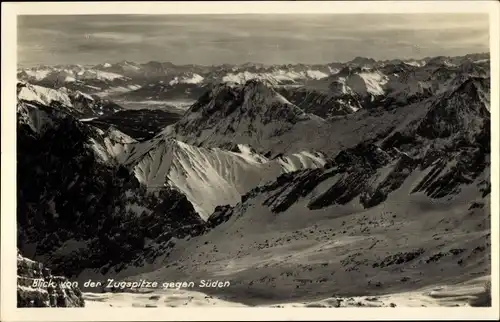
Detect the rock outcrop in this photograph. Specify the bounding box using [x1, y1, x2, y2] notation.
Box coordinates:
[17, 250, 85, 307]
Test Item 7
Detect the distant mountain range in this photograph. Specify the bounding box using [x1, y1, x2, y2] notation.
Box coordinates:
[17, 53, 489, 103]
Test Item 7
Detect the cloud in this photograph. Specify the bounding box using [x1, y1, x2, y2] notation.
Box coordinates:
[17, 14, 490, 66]
[89, 32, 147, 44]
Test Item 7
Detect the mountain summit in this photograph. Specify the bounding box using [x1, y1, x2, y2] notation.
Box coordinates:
[170, 80, 324, 153]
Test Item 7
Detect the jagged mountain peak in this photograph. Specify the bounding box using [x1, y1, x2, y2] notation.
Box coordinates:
[187, 82, 241, 114]
[347, 56, 377, 66]
[117, 60, 139, 66]
[416, 76, 490, 140]
[448, 76, 490, 113]
[382, 61, 416, 75]
[170, 79, 323, 154]
[103, 125, 138, 144]
[70, 90, 95, 102]
[453, 75, 488, 93]
[240, 79, 298, 106]
[242, 78, 274, 91]
[143, 60, 163, 66]
[458, 59, 487, 75]
[189, 79, 304, 117]
[425, 55, 454, 67]
[243, 78, 275, 87]
[335, 65, 361, 77]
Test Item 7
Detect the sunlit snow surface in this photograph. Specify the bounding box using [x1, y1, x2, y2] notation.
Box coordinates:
[18, 82, 73, 107]
[222, 69, 328, 85]
[358, 71, 389, 96]
[21, 66, 130, 82]
[169, 73, 205, 86]
[83, 276, 489, 308]
[91, 131, 326, 219]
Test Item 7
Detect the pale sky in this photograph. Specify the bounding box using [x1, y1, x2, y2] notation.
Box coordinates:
[17, 14, 490, 67]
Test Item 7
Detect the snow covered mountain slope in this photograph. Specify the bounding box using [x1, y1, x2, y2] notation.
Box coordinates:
[17, 82, 122, 118]
[276, 83, 363, 117]
[18, 81, 73, 106]
[316, 66, 390, 101]
[128, 75, 490, 305]
[87, 126, 326, 219]
[130, 139, 325, 219]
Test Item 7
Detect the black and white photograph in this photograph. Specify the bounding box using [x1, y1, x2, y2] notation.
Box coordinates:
[2, 1, 498, 319]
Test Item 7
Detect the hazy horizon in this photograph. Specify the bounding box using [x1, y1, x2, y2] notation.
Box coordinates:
[18, 14, 490, 67]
